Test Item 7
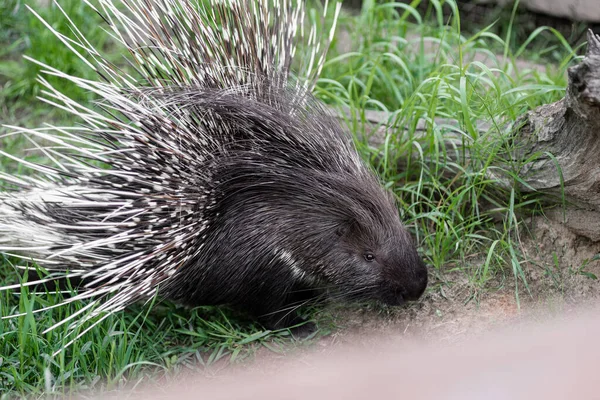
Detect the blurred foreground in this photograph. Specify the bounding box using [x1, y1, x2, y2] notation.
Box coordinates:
[93, 301, 598, 400]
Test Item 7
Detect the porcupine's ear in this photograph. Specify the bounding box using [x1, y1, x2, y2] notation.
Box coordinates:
[335, 224, 349, 237]
[335, 219, 359, 238]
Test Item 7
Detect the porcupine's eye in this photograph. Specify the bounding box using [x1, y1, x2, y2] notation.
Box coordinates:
[363, 252, 376, 262]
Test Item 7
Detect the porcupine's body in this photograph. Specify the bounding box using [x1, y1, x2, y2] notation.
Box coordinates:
[0, 0, 427, 337]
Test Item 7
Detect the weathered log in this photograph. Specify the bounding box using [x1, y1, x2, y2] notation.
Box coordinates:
[512, 30, 600, 240]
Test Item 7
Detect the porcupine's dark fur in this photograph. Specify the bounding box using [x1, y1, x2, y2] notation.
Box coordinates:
[0, 0, 427, 341]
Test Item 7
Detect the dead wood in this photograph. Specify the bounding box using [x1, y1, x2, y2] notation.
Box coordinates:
[510, 30, 600, 240]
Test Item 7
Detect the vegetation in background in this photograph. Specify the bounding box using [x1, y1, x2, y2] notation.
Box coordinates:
[0, 0, 584, 397]
[453, 0, 591, 62]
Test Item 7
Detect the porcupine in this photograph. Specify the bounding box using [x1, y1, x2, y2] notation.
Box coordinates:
[0, 0, 428, 341]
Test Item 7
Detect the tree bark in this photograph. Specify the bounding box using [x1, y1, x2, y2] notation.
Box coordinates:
[511, 30, 600, 240]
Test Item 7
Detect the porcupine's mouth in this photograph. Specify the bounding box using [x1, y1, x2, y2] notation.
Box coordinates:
[379, 282, 426, 306]
[379, 289, 406, 307]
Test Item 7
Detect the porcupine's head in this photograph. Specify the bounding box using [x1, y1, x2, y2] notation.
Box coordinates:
[273, 168, 428, 307]
[315, 172, 428, 306]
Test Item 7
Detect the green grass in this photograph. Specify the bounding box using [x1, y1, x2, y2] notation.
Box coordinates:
[1, 256, 309, 398]
[0, 0, 585, 397]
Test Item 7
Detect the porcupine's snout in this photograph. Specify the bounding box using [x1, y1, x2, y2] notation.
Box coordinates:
[377, 246, 428, 306]
[402, 258, 428, 301]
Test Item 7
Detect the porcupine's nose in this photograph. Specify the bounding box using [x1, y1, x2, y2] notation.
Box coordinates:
[402, 260, 428, 301]
[380, 255, 428, 306]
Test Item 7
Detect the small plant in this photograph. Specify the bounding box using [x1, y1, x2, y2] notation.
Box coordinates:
[569, 255, 600, 280]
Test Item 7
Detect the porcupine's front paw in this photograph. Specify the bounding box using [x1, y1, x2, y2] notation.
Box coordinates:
[287, 316, 317, 340]
[260, 312, 317, 339]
